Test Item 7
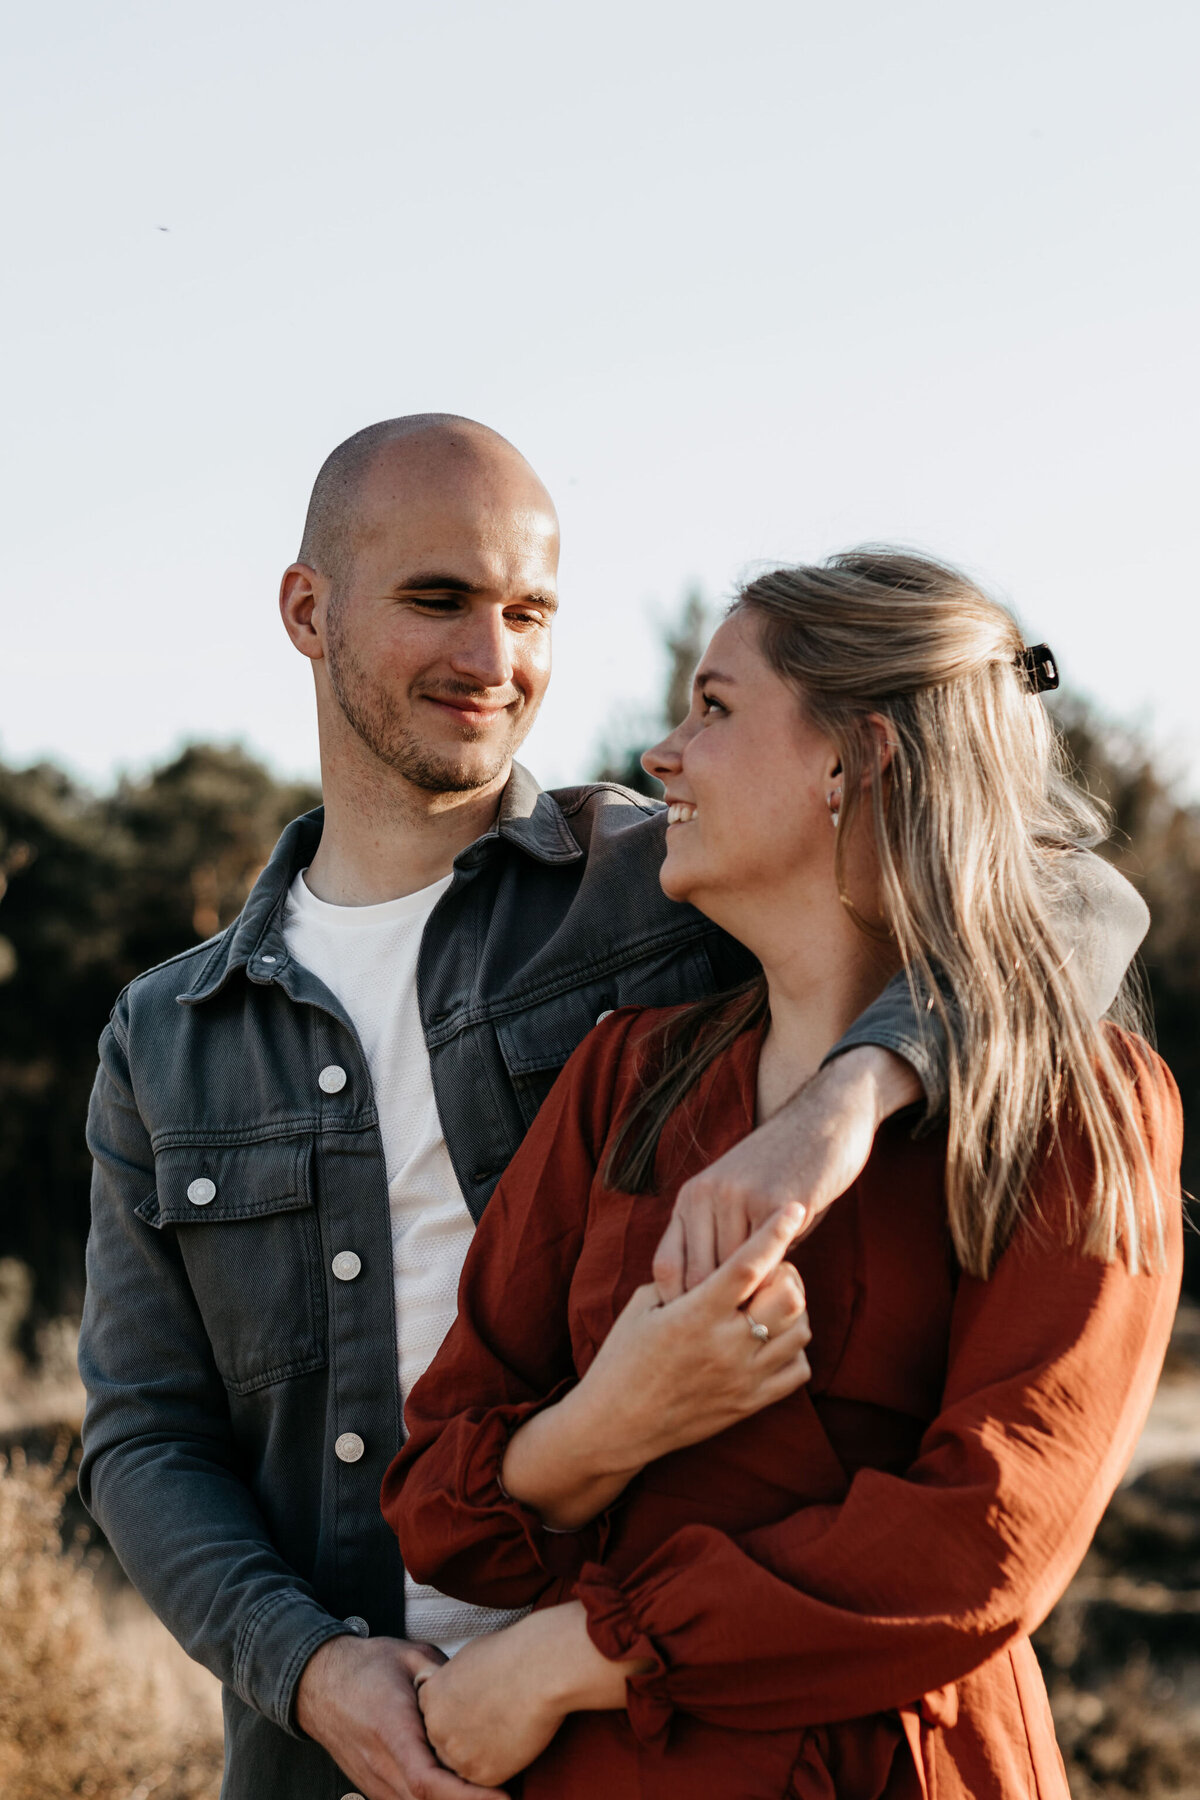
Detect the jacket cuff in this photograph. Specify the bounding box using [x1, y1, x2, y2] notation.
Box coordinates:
[575, 1563, 672, 1748]
[821, 972, 951, 1136]
[233, 1587, 352, 1736]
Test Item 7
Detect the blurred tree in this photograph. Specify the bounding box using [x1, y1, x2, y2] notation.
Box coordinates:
[592, 588, 712, 796]
[1054, 699, 1200, 1289]
[0, 747, 319, 1332]
[104, 746, 321, 981]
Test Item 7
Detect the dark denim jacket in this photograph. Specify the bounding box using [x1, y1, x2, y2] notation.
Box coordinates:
[78, 766, 1144, 1800]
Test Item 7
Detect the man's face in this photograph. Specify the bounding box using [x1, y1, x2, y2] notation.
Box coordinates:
[319, 453, 559, 794]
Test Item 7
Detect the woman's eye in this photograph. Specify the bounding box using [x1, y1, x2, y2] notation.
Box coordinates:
[700, 692, 728, 716]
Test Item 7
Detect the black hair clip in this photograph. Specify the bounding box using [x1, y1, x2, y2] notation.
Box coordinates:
[1016, 643, 1059, 694]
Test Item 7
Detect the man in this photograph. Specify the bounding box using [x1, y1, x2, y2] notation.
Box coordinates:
[79, 416, 1146, 1800]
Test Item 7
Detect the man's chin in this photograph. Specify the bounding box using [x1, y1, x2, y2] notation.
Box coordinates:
[398, 744, 515, 796]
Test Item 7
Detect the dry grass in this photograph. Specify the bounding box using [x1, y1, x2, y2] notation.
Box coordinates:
[1047, 1656, 1200, 1800]
[2, 1293, 1198, 1798]
[0, 1444, 222, 1800]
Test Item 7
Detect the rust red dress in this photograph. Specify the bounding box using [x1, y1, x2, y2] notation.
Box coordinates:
[382, 1008, 1183, 1799]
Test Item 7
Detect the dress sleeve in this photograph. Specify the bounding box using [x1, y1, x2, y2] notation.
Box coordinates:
[577, 1037, 1183, 1742]
[381, 1007, 647, 1610]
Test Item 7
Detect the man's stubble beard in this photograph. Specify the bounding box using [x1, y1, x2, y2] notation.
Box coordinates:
[325, 612, 525, 795]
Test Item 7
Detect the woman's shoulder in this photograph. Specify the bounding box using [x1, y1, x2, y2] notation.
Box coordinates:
[521, 1003, 692, 1157]
[1097, 1026, 1184, 1156]
[1024, 1026, 1185, 1271]
[563, 1000, 697, 1064]
[556, 1001, 691, 1098]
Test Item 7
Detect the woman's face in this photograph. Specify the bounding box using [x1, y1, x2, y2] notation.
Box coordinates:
[642, 609, 843, 927]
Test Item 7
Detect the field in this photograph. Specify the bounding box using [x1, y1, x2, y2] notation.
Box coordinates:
[2, 1299, 1198, 1799]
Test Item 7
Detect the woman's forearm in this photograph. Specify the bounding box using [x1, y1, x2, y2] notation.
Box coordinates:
[500, 1382, 644, 1531]
[415, 1601, 654, 1788]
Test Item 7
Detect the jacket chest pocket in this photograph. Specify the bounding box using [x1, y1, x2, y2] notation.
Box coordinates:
[138, 1136, 327, 1395]
[494, 945, 717, 1131]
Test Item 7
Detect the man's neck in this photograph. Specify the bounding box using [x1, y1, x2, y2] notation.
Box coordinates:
[305, 755, 510, 907]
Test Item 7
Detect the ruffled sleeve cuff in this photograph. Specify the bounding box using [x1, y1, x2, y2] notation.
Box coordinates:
[447, 1381, 608, 1583]
[574, 1561, 673, 1748]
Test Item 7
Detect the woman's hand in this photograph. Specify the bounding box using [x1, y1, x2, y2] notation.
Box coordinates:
[500, 1205, 812, 1529]
[417, 1603, 647, 1789]
[582, 1203, 813, 1462]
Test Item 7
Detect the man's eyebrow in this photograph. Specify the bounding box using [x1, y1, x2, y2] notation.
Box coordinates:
[694, 665, 737, 687]
[391, 571, 558, 611]
[391, 572, 481, 594]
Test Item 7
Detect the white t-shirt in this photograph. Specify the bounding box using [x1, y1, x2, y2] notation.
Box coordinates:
[282, 868, 528, 1654]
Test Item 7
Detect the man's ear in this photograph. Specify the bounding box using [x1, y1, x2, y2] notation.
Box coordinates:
[279, 563, 326, 662]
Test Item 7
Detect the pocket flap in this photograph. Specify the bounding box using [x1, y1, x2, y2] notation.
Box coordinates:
[138, 1136, 312, 1228]
[495, 986, 611, 1077]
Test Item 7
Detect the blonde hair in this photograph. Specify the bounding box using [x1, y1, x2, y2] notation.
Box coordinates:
[607, 549, 1162, 1277]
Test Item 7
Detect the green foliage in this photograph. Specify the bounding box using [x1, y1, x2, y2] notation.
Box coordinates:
[0, 747, 319, 1326]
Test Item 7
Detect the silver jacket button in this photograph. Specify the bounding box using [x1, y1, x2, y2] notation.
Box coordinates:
[343, 1615, 369, 1637]
[319, 1064, 348, 1094]
[331, 1251, 362, 1282]
[341, 1793, 367, 1799]
[186, 1177, 216, 1207]
[335, 1432, 365, 1463]
[595, 1009, 614, 1024]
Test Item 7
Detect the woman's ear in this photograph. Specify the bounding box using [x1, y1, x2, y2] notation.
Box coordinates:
[864, 714, 896, 780]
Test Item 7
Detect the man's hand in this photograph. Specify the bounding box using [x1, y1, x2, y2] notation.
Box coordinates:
[653, 1045, 922, 1299]
[295, 1634, 507, 1800]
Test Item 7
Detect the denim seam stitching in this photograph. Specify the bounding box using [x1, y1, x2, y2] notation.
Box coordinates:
[222, 1347, 329, 1397]
[557, 783, 662, 819]
[233, 1587, 295, 1699]
[148, 1116, 379, 1152]
[426, 926, 721, 1041]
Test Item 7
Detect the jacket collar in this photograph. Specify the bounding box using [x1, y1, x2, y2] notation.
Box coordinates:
[463, 760, 583, 866]
[177, 762, 582, 1006]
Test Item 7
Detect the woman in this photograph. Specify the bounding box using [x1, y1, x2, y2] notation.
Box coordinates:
[381, 550, 1182, 1799]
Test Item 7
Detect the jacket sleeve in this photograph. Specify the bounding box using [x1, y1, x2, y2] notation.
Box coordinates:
[78, 1004, 348, 1734]
[382, 1010, 645, 1606]
[575, 1040, 1182, 1742]
[824, 849, 1150, 1121]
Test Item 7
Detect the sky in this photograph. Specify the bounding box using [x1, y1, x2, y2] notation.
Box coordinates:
[4, 0, 1199, 797]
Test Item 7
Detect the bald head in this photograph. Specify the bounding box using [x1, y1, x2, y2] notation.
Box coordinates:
[298, 414, 556, 589]
[281, 413, 560, 801]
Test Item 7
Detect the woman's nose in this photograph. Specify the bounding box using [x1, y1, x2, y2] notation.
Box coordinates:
[642, 722, 686, 784]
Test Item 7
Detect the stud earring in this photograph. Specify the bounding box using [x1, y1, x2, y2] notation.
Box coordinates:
[828, 790, 841, 829]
